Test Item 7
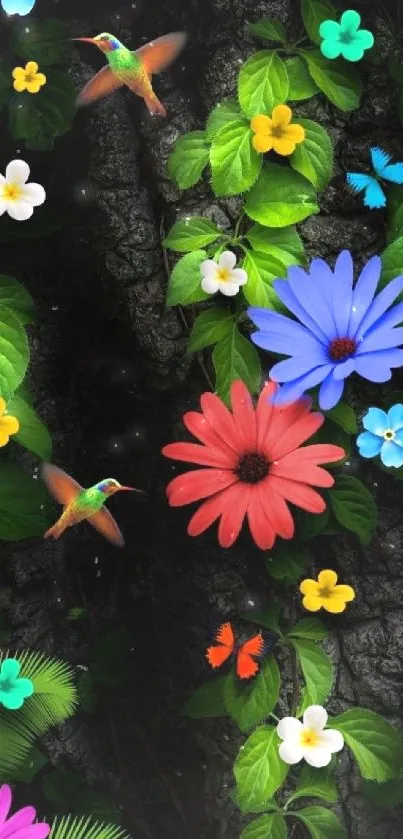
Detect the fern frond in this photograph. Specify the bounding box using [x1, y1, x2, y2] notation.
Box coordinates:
[0, 648, 78, 777]
[49, 816, 131, 839]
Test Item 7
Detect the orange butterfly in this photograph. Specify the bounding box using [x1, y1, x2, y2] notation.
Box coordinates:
[206, 621, 273, 680]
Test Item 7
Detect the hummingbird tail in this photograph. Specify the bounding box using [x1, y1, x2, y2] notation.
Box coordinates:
[144, 94, 167, 117]
[44, 522, 64, 540]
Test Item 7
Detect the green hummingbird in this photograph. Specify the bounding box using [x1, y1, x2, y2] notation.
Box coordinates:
[41, 463, 143, 547]
[74, 31, 187, 116]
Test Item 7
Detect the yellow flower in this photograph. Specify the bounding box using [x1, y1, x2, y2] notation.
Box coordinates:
[299, 569, 355, 614]
[251, 104, 305, 156]
[0, 398, 19, 447]
[12, 62, 46, 94]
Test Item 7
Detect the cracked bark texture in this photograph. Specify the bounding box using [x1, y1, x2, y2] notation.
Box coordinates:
[1, 0, 403, 837]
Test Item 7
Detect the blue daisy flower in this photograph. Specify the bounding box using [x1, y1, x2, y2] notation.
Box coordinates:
[247, 250, 403, 410]
[357, 405, 403, 468]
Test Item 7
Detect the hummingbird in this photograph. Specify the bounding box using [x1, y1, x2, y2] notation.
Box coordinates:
[41, 463, 143, 547]
[73, 31, 187, 116]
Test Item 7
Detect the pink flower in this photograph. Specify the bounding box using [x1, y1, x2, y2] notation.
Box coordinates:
[0, 785, 50, 839]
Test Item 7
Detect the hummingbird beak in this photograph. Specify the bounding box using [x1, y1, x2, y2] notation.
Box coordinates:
[119, 486, 146, 493]
[72, 37, 97, 44]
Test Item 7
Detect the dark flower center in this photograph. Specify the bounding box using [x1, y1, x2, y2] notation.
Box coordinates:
[236, 452, 269, 484]
[328, 337, 357, 362]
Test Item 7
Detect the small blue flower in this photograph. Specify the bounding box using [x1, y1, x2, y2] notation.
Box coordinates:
[357, 405, 403, 468]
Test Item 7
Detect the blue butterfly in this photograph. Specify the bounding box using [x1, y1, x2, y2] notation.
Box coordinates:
[346, 146, 403, 209]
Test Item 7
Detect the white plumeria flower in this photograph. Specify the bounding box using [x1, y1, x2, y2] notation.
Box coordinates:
[200, 250, 248, 297]
[277, 705, 344, 768]
[0, 160, 46, 221]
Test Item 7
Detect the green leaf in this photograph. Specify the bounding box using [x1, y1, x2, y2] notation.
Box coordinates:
[212, 323, 261, 405]
[8, 92, 64, 151]
[296, 686, 314, 717]
[290, 118, 333, 191]
[49, 816, 130, 839]
[302, 50, 362, 111]
[38, 69, 76, 133]
[241, 603, 282, 634]
[7, 747, 48, 782]
[293, 805, 346, 839]
[11, 18, 71, 65]
[165, 250, 209, 306]
[380, 237, 403, 289]
[234, 725, 289, 811]
[245, 163, 319, 227]
[238, 51, 289, 118]
[44, 770, 120, 822]
[241, 813, 287, 839]
[330, 475, 378, 544]
[0, 308, 29, 398]
[386, 187, 403, 243]
[188, 309, 235, 352]
[205, 99, 242, 140]
[301, 0, 338, 45]
[67, 607, 87, 621]
[0, 274, 35, 325]
[249, 19, 287, 43]
[224, 656, 280, 732]
[245, 223, 305, 267]
[0, 462, 52, 540]
[167, 131, 209, 189]
[0, 648, 77, 777]
[291, 638, 333, 705]
[77, 671, 99, 715]
[182, 677, 228, 718]
[242, 247, 286, 308]
[296, 507, 330, 541]
[288, 764, 338, 805]
[265, 545, 311, 586]
[91, 630, 130, 689]
[362, 771, 403, 810]
[287, 618, 328, 641]
[325, 402, 357, 434]
[210, 119, 262, 197]
[7, 394, 52, 460]
[0, 60, 13, 112]
[164, 217, 221, 252]
[286, 56, 320, 100]
[332, 708, 403, 782]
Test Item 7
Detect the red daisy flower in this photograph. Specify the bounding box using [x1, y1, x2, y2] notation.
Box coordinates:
[162, 380, 345, 550]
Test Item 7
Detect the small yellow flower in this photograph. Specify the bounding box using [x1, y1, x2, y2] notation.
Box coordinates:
[251, 104, 305, 156]
[12, 61, 46, 94]
[0, 397, 19, 447]
[299, 569, 355, 614]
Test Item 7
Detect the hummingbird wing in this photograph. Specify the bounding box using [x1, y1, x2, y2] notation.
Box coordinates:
[87, 508, 125, 547]
[134, 32, 187, 76]
[76, 66, 123, 107]
[41, 463, 82, 506]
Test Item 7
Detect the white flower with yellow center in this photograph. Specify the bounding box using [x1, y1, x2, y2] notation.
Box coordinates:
[0, 160, 46, 221]
[277, 705, 344, 767]
[200, 250, 248, 297]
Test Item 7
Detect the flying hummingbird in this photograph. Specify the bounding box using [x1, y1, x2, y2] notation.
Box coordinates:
[41, 463, 142, 547]
[73, 31, 187, 116]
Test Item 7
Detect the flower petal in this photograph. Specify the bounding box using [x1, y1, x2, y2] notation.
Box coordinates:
[348, 256, 382, 337]
[358, 326, 403, 354]
[0, 415, 19, 435]
[354, 349, 403, 382]
[303, 746, 332, 768]
[362, 407, 388, 435]
[271, 104, 292, 127]
[332, 250, 354, 337]
[274, 280, 329, 344]
[25, 61, 38, 74]
[334, 584, 355, 602]
[321, 729, 344, 753]
[356, 430, 383, 458]
[15, 677, 34, 698]
[380, 440, 403, 468]
[320, 39, 342, 59]
[341, 41, 364, 62]
[200, 392, 243, 451]
[250, 114, 271, 134]
[218, 280, 240, 297]
[387, 403, 403, 430]
[252, 134, 274, 153]
[20, 182, 45, 206]
[230, 379, 256, 450]
[318, 569, 337, 588]
[272, 136, 297, 156]
[322, 596, 348, 614]
[219, 250, 237, 270]
[268, 475, 326, 513]
[166, 468, 238, 506]
[299, 579, 320, 596]
[162, 441, 236, 469]
[318, 371, 345, 410]
[256, 381, 277, 450]
[246, 487, 276, 549]
[217, 482, 251, 547]
[259, 480, 294, 539]
[231, 268, 248, 285]
[0, 785, 12, 825]
[201, 259, 219, 279]
[6, 199, 34, 221]
[277, 263, 337, 340]
[0, 808, 36, 839]
[303, 705, 327, 731]
[302, 595, 323, 612]
[357, 275, 403, 337]
[0, 658, 21, 680]
[285, 123, 305, 143]
[319, 19, 341, 38]
[271, 366, 334, 405]
[269, 412, 324, 460]
[182, 410, 233, 454]
[8, 825, 50, 839]
[340, 9, 361, 32]
[279, 741, 304, 765]
[5, 159, 30, 184]
[277, 716, 303, 741]
[201, 276, 220, 294]
[187, 491, 231, 537]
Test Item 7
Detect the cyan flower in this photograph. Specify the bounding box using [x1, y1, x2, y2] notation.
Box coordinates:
[1, 0, 35, 14]
[357, 405, 403, 468]
[0, 658, 34, 710]
[319, 10, 374, 62]
[247, 251, 403, 410]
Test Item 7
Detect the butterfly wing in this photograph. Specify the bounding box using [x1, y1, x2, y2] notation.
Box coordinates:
[135, 32, 187, 76]
[346, 173, 386, 209]
[76, 66, 123, 107]
[380, 162, 403, 185]
[236, 633, 266, 680]
[87, 507, 125, 547]
[41, 463, 82, 506]
[370, 146, 392, 176]
[206, 622, 235, 670]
